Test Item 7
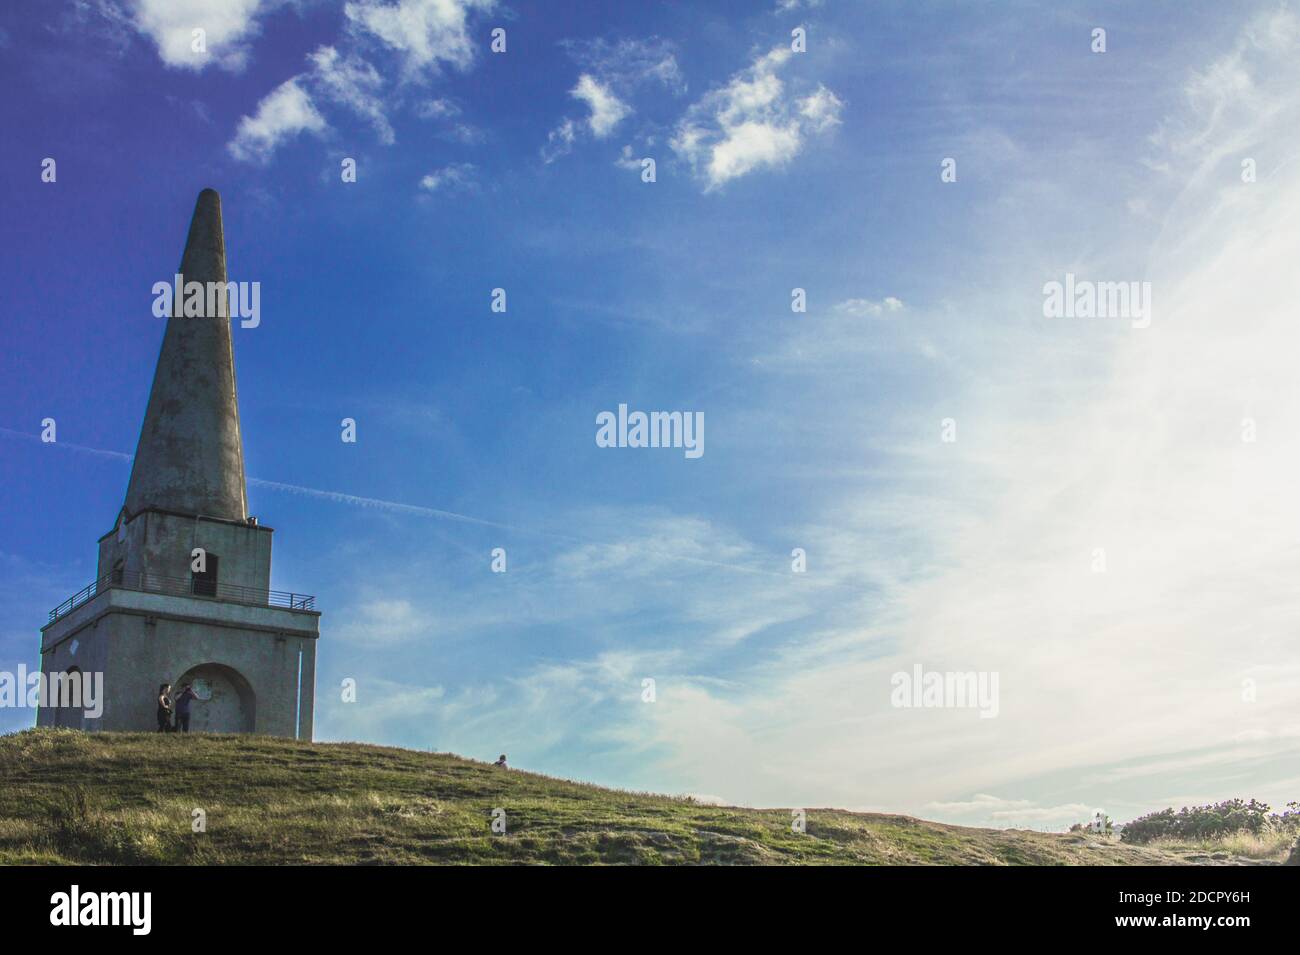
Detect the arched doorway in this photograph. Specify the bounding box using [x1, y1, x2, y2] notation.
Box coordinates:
[173, 663, 255, 733]
[51, 667, 86, 730]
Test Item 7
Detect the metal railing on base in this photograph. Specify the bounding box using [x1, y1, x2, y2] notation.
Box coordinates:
[48, 571, 315, 623]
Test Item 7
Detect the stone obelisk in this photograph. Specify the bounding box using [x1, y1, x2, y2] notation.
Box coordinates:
[38, 189, 319, 738]
[125, 188, 247, 522]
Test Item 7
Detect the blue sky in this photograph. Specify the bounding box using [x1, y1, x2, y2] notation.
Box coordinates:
[3, 0, 1299, 830]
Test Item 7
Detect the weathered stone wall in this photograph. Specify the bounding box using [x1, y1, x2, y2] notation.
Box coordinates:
[97, 511, 273, 592]
[39, 588, 318, 738]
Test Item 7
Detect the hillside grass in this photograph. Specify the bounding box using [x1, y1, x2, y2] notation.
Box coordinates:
[0, 729, 1228, 865]
[1140, 829, 1295, 864]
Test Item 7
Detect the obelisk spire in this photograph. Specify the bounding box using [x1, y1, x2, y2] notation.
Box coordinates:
[123, 188, 248, 522]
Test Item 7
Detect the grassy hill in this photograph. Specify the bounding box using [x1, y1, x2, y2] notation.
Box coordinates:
[0, 728, 1245, 865]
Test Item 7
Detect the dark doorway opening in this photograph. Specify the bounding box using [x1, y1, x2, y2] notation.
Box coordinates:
[192, 553, 219, 597]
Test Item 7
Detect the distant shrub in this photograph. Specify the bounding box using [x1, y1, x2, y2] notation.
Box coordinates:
[1121, 799, 1299, 845]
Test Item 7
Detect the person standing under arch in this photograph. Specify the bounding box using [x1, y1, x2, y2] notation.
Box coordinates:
[156, 683, 174, 732]
[174, 682, 200, 733]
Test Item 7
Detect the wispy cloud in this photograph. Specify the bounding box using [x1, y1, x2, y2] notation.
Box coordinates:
[308, 46, 394, 144]
[229, 43, 401, 162]
[926, 794, 1093, 827]
[541, 36, 682, 163]
[671, 47, 842, 191]
[227, 0, 498, 163]
[541, 118, 578, 164]
[560, 36, 685, 93]
[0, 431, 791, 580]
[227, 78, 327, 163]
[624, 6, 1300, 817]
[418, 162, 476, 192]
[834, 296, 903, 317]
[773, 0, 823, 12]
[383, 7, 1300, 820]
[570, 74, 631, 138]
[116, 0, 272, 71]
[343, 0, 496, 78]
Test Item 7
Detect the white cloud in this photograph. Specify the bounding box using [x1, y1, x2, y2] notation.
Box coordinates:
[228, 43, 403, 164]
[415, 98, 483, 143]
[222, 1, 501, 163]
[926, 795, 1093, 827]
[541, 118, 577, 164]
[419, 162, 476, 192]
[444, 123, 485, 144]
[67, 0, 135, 55]
[335, 598, 427, 646]
[706, 121, 801, 186]
[319, 674, 448, 738]
[671, 47, 842, 190]
[320, 651, 665, 758]
[570, 73, 631, 138]
[681, 793, 730, 806]
[308, 46, 394, 144]
[798, 84, 843, 132]
[615, 144, 642, 171]
[343, 0, 495, 77]
[417, 97, 461, 119]
[834, 296, 904, 317]
[123, 0, 269, 71]
[541, 37, 681, 163]
[562, 36, 684, 94]
[227, 78, 327, 163]
[1147, 8, 1299, 188]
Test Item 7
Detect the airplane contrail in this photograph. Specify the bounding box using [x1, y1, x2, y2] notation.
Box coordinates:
[1, 428, 792, 578]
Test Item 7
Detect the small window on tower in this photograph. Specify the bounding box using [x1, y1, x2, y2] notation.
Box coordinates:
[192, 553, 219, 597]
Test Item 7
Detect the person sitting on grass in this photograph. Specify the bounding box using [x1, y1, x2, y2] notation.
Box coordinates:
[494, 754, 508, 769]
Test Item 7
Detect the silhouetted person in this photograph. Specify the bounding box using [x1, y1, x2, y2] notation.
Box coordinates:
[156, 683, 173, 732]
[174, 682, 199, 733]
[494, 754, 508, 769]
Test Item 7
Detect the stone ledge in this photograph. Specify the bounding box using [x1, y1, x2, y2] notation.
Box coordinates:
[42, 588, 319, 652]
